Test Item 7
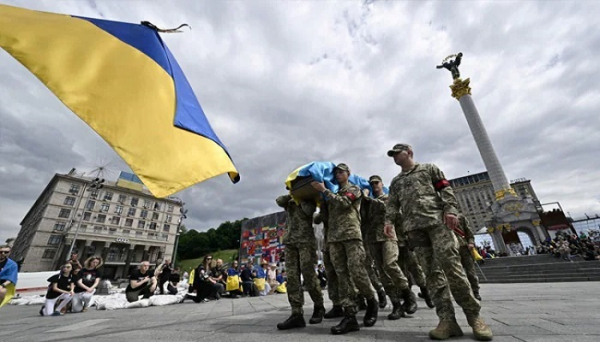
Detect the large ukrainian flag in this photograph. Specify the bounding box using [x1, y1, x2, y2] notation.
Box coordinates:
[0, 4, 239, 197]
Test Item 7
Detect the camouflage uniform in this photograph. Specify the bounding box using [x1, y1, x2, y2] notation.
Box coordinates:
[363, 193, 409, 301]
[315, 208, 341, 308]
[360, 198, 384, 294]
[276, 195, 323, 315]
[385, 163, 481, 322]
[395, 221, 427, 289]
[324, 182, 376, 315]
[456, 214, 480, 296]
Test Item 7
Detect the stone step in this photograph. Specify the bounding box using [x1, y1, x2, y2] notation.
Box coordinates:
[476, 266, 600, 274]
[479, 255, 593, 266]
[480, 276, 600, 283]
[478, 271, 600, 279]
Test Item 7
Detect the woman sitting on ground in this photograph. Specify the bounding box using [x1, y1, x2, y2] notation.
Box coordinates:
[41, 264, 75, 316]
[72, 256, 103, 312]
[183, 255, 217, 303]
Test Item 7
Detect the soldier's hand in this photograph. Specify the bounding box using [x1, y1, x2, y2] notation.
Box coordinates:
[384, 223, 395, 239]
[362, 189, 370, 196]
[311, 181, 327, 193]
[443, 213, 459, 231]
[468, 243, 475, 250]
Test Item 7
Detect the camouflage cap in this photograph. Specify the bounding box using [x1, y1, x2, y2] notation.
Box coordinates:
[387, 143, 412, 157]
[368, 175, 382, 183]
[334, 163, 350, 173]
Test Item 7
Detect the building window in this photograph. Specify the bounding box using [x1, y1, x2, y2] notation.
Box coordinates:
[163, 224, 170, 232]
[125, 218, 133, 227]
[109, 228, 117, 235]
[42, 249, 56, 259]
[69, 184, 80, 194]
[138, 220, 145, 228]
[128, 208, 136, 216]
[130, 197, 139, 207]
[161, 233, 168, 241]
[104, 191, 113, 201]
[149, 222, 157, 230]
[166, 214, 172, 223]
[100, 203, 110, 212]
[80, 224, 87, 232]
[94, 226, 103, 234]
[154, 203, 161, 211]
[111, 216, 120, 225]
[140, 210, 148, 218]
[83, 212, 92, 221]
[47, 235, 62, 245]
[143, 199, 152, 209]
[152, 212, 159, 220]
[136, 231, 143, 237]
[90, 189, 99, 199]
[97, 214, 106, 223]
[148, 232, 157, 238]
[123, 229, 130, 236]
[64, 196, 76, 206]
[58, 209, 71, 218]
[115, 205, 123, 214]
[86, 200, 96, 210]
[118, 194, 127, 203]
[167, 205, 174, 212]
[54, 222, 66, 231]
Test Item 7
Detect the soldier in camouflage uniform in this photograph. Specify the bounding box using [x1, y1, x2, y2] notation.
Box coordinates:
[275, 195, 325, 330]
[395, 216, 434, 308]
[311, 163, 378, 335]
[362, 175, 418, 320]
[314, 206, 344, 320]
[360, 193, 387, 309]
[455, 214, 481, 301]
[383, 144, 493, 341]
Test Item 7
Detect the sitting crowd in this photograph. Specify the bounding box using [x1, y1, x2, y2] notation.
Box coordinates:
[536, 231, 600, 261]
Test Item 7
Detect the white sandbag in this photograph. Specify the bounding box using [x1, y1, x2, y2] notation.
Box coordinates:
[148, 294, 183, 306]
[9, 295, 45, 306]
[126, 298, 150, 308]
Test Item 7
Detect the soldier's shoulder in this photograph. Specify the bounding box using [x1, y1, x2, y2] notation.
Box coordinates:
[419, 163, 438, 170]
[390, 173, 403, 184]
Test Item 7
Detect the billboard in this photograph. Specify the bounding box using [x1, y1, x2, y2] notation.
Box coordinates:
[239, 211, 287, 265]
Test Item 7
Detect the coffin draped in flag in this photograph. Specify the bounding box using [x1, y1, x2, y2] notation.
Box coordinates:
[285, 161, 388, 201]
[0, 4, 239, 197]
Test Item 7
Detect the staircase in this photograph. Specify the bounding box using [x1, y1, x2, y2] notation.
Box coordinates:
[476, 254, 600, 283]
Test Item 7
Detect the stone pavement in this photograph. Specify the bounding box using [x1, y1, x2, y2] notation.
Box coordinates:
[2, 282, 600, 342]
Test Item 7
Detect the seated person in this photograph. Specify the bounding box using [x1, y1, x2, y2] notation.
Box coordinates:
[72, 257, 103, 312]
[255, 260, 272, 296]
[167, 271, 181, 295]
[0, 245, 18, 308]
[227, 260, 243, 298]
[240, 263, 255, 297]
[125, 261, 158, 303]
[41, 264, 75, 316]
[183, 255, 218, 303]
[209, 259, 226, 298]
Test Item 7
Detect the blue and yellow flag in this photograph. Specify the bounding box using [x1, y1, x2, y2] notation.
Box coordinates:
[0, 5, 239, 197]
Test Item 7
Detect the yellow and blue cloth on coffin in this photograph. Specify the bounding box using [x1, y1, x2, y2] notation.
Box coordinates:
[0, 4, 239, 198]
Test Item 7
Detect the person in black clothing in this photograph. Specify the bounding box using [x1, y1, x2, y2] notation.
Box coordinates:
[158, 259, 173, 295]
[72, 257, 103, 312]
[209, 259, 226, 298]
[317, 263, 327, 289]
[183, 255, 217, 303]
[125, 261, 158, 302]
[240, 262, 255, 297]
[41, 264, 75, 316]
[167, 268, 181, 295]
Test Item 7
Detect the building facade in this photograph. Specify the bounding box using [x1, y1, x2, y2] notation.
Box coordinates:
[11, 171, 183, 278]
[449, 171, 546, 248]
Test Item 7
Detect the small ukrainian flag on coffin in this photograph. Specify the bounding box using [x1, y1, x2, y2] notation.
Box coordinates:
[0, 4, 239, 197]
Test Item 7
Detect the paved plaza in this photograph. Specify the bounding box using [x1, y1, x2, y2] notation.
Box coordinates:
[2, 282, 600, 342]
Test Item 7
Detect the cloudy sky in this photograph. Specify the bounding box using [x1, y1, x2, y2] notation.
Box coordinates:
[1, 0, 599, 242]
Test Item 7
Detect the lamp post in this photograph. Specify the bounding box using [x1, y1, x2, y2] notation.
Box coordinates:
[66, 177, 104, 261]
[170, 197, 188, 268]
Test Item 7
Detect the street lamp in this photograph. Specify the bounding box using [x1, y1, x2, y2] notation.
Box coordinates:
[170, 198, 188, 268]
[66, 177, 104, 261]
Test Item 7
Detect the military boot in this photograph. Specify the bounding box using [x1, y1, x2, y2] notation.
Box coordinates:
[363, 297, 379, 327]
[401, 288, 418, 315]
[356, 294, 368, 311]
[473, 289, 482, 301]
[467, 315, 493, 341]
[323, 305, 344, 319]
[330, 314, 360, 335]
[309, 305, 325, 324]
[377, 288, 387, 309]
[420, 286, 435, 308]
[387, 299, 403, 320]
[277, 314, 306, 330]
[428, 319, 464, 340]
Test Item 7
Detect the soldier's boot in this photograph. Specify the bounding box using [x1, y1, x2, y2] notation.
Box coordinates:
[387, 299, 404, 320]
[277, 314, 306, 330]
[401, 288, 418, 315]
[309, 305, 325, 324]
[377, 288, 387, 309]
[428, 318, 464, 340]
[324, 305, 344, 319]
[356, 295, 368, 311]
[363, 297, 379, 327]
[467, 315, 493, 341]
[473, 289, 482, 301]
[420, 286, 435, 308]
[330, 314, 360, 335]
